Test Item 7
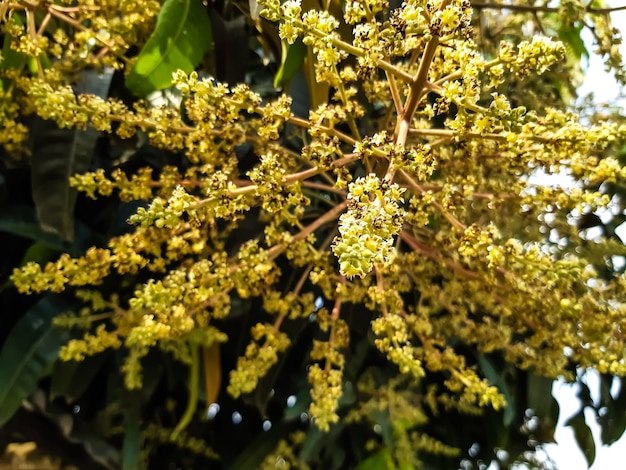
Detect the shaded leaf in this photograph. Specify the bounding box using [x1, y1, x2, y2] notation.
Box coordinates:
[31, 69, 113, 241]
[274, 39, 307, 88]
[565, 411, 596, 468]
[0, 296, 71, 426]
[125, 0, 213, 96]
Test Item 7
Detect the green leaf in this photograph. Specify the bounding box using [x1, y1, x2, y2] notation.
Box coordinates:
[355, 448, 395, 470]
[565, 411, 596, 468]
[125, 0, 213, 96]
[274, 39, 307, 88]
[31, 69, 113, 241]
[0, 296, 71, 426]
[558, 25, 589, 63]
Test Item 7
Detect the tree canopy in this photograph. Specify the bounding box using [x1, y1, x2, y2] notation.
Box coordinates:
[1, 0, 626, 468]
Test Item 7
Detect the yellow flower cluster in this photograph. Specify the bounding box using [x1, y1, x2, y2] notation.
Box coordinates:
[228, 323, 291, 398]
[332, 174, 406, 278]
[6, 0, 626, 463]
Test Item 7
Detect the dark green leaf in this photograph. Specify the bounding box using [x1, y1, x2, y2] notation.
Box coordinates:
[31, 69, 113, 241]
[565, 411, 596, 468]
[125, 0, 213, 96]
[0, 296, 71, 426]
[274, 39, 307, 88]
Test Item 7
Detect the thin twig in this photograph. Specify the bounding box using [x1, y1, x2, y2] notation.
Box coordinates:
[471, 1, 626, 14]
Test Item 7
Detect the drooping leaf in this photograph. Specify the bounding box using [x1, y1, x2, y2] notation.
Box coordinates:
[565, 411, 596, 468]
[202, 343, 221, 405]
[0, 296, 71, 426]
[31, 69, 113, 241]
[274, 39, 307, 88]
[125, 0, 213, 96]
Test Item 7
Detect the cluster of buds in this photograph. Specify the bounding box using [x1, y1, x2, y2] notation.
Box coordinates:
[332, 174, 406, 278]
